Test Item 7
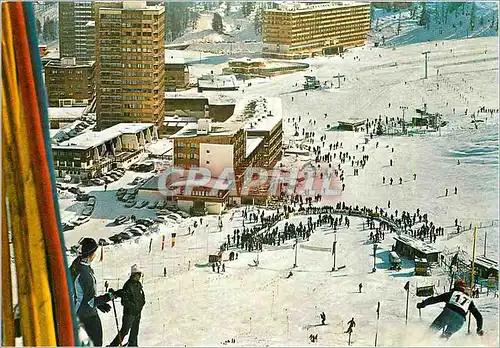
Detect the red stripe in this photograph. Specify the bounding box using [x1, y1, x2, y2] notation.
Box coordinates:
[10, 3, 75, 345]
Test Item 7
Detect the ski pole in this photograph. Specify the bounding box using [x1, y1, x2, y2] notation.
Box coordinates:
[111, 299, 123, 347]
[419, 308, 422, 321]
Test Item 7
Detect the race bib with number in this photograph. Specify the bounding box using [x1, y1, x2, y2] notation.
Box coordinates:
[448, 290, 471, 312]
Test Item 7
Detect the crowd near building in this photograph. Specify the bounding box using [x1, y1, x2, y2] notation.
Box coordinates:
[263, 1, 370, 58]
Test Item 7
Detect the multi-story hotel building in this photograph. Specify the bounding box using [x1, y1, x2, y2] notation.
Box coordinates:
[59, 1, 95, 61]
[95, 1, 165, 130]
[263, 2, 370, 59]
[44, 57, 95, 107]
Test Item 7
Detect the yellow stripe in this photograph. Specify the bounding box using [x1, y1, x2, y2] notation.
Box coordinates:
[1, 5, 57, 346]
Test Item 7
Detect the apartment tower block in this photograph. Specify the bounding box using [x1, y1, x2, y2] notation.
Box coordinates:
[263, 2, 370, 59]
[95, 1, 165, 130]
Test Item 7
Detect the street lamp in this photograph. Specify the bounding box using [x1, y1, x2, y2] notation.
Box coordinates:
[372, 243, 378, 273]
[399, 106, 408, 134]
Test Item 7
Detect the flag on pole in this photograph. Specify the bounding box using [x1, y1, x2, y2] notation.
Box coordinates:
[404, 281, 410, 291]
[99, 246, 103, 262]
[171, 233, 176, 248]
[376, 301, 380, 319]
[161, 235, 165, 251]
[149, 238, 152, 254]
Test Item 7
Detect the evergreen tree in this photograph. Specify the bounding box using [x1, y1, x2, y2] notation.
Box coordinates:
[36, 18, 42, 36]
[254, 5, 264, 34]
[418, 3, 429, 28]
[212, 12, 223, 33]
[469, 2, 476, 32]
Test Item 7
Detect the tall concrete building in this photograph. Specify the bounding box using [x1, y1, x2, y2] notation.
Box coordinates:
[59, 2, 95, 61]
[263, 2, 370, 59]
[95, 1, 166, 130]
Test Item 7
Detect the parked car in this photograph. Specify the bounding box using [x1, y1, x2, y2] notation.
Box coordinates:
[136, 218, 154, 227]
[135, 200, 148, 209]
[87, 197, 96, 207]
[76, 193, 90, 201]
[178, 211, 190, 219]
[156, 209, 169, 216]
[76, 216, 90, 224]
[81, 206, 93, 216]
[109, 173, 121, 180]
[56, 183, 67, 190]
[115, 168, 125, 175]
[109, 234, 123, 244]
[133, 224, 148, 232]
[62, 222, 75, 231]
[131, 177, 144, 185]
[124, 200, 136, 208]
[166, 214, 182, 223]
[118, 231, 133, 240]
[127, 188, 139, 195]
[68, 186, 81, 194]
[103, 176, 115, 184]
[147, 200, 158, 209]
[91, 178, 105, 186]
[125, 227, 143, 237]
[114, 215, 129, 225]
[156, 200, 166, 209]
[154, 216, 166, 224]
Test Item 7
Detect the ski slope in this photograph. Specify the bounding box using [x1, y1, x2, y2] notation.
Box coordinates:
[62, 36, 499, 346]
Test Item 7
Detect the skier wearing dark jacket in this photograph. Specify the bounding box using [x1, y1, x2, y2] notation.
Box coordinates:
[109, 264, 146, 347]
[417, 278, 483, 338]
[70, 238, 115, 346]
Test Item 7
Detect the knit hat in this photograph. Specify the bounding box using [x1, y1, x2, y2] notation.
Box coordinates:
[130, 264, 142, 275]
[454, 278, 467, 292]
[79, 238, 98, 258]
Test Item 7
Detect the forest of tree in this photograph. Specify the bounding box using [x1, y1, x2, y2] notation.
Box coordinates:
[42, 18, 57, 42]
[164, 2, 200, 42]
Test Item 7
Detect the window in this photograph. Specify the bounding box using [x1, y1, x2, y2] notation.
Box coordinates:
[206, 161, 210, 165]
[206, 149, 210, 154]
[177, 153, 184, 159]
[189, 153, 197, 159]
[190, 143, 197, 148]
[177, 142, 184, 148]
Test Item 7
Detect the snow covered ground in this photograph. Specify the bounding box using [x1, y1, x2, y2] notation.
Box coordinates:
[61, 36, 499, 346]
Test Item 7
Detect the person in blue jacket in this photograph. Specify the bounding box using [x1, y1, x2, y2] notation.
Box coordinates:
[70, 238, 115, 346]
[417, 278, 483, 339]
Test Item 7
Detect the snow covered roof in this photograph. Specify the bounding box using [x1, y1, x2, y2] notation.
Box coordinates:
[246, 136, 264, 158]
[48, 107, 86, 120]
[170, 122, 243, 139]
[227, 97, 283, 133]
[53, 123, 154, 150]
[394, 235, 441, 255]
[164, 92, 236, 106]
[230, 57, 266, 64]
[197, 75, 239, 90]
[146, 138, 173, 157]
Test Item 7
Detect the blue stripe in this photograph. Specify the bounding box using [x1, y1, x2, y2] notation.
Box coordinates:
[22, 3, 80, 344]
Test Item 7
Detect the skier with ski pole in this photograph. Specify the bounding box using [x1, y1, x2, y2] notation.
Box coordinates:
[416, 278, 484, 339]
[108, 264, 146, 346]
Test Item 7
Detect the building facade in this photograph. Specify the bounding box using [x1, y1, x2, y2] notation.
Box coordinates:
[165, 61, 190, 91]
[59, 1, 95, 61]
[52, 123, 158, 180]
[263, 2, 370, 59]
[95, 1, 165, 130]
[44, 58, 95, 107]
